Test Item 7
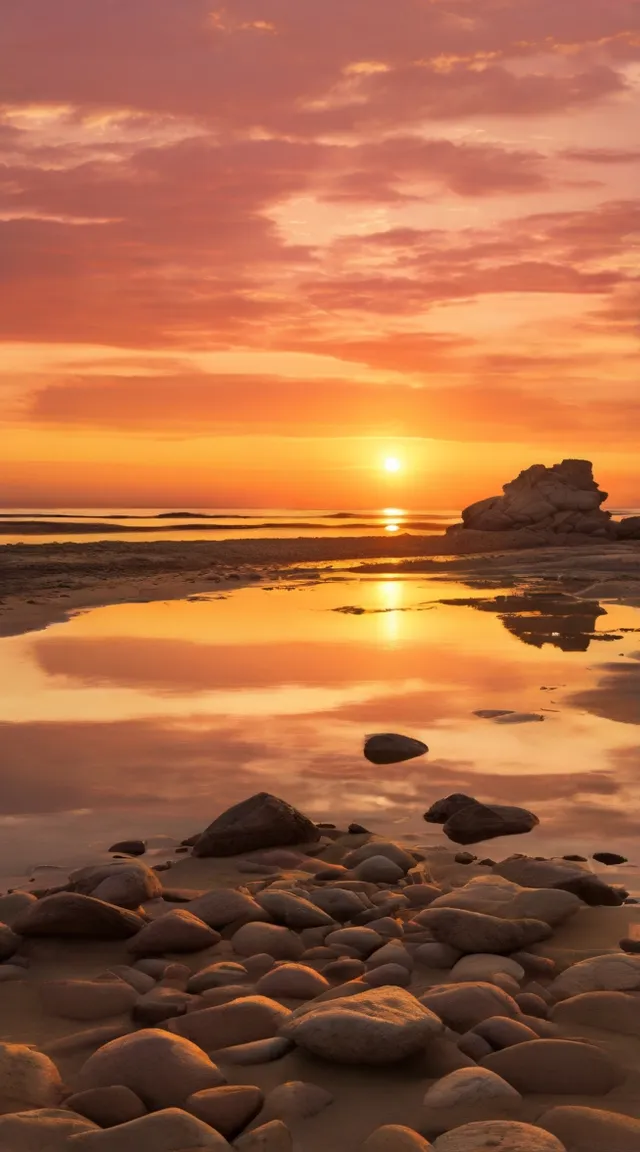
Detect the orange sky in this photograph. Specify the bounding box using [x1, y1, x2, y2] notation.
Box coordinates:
[1, 1, 639, 508]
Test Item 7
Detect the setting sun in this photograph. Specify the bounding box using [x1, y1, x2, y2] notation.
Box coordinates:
[384, 456, 402, 474]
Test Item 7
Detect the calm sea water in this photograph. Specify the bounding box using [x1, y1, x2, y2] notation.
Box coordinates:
[0, 508, 459, 545]
[0, 573, 639, 887]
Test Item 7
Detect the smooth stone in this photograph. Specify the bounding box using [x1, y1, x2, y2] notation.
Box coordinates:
[66, 1107, 229, 1149]
[44, 1025, 135, 1059]
[416, 909, 550, 955]
[343, 841, 418, 874]
[458, 1033, 493, 1061]
[363, 733, 428, 765]
[192, 792, 317, 857]
[511, 953, 556, 976]
[199, 985, 256, 1008]
[255, 890, 334, 929]
[169, 996, 292, 1050]
[186, 1085, 264, 1139]
[234, 1119, 292, 1151]
[324, 927, 383, 957]
[0, 963, 28, 982]
[367, 943, 413, 971]
[404, 885, 442, 908]
[362, 1125, 433, 1150]
[539, 1105, 640, 1151]
[419, 984, 520, 1032]
[70, 861, 162, 908]
[65, 1086, 146, 1128]
[0, 891, 37, 927]
[472, 1016, 538, 1049]
[481, 1039, 623, 1094]
[353, 856, 405, 884]
[231, 924, 303, 961]
[502, 889, 582, 928]
[105, 965, 155, 994]
[551, 990, 640, 1034]
[108, 840, 146, 856]
[208, 1037, 293, 1065]
[261, 1080, 333, 1122]
[76, 1029, 226, 1109]
[0, 1042, 64, 1112]
[281, 986, 442, 1064]
[188, 963, 249, 994]
[515, 994, 549, 1020]
[0, 922, 21, 961]
[363, 963, 411, 988]
[450, 955, 524, 984]
[39, 980, 138, 1021]
[128, 910, 220, 955]
[424, 1067, 521, 1109]
[550, 952, 640, 999]
[255, 963, 329, 999]
[185, 889, 269, 928]
[492, 858, 623, 907]
[592, 852, 627, 865]
[424, 795, 478, 824]
[133, 987, 195, 1025]
[243, 955, 275, 978]
[323, 959, 366, 982]
[12, 893, 144, 939]
[620, 937, 640, 954]
[0, 1109, 97, 1150]
[432, 1120, 566, 1150]
[442, 803, 539, 846]
[415, 943, 462, 969]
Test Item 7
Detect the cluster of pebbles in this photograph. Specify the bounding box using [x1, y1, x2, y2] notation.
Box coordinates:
[0, 795, 639, 1151]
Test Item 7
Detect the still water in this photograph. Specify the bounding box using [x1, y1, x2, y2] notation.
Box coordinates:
[0, 575, 639, 880]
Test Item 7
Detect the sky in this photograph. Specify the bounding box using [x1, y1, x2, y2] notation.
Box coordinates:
[0, 0, 639, 509]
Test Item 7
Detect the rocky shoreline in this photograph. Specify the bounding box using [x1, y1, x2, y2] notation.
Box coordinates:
[1, 792, 639, 1150]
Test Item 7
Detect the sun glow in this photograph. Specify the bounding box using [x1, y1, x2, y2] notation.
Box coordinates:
[383, 456, 402, 473]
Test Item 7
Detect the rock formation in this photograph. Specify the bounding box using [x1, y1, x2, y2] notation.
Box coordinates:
[447, 459, 624, 546]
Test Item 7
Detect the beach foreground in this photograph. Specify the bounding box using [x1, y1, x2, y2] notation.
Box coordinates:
[1, 791, 640, 1150]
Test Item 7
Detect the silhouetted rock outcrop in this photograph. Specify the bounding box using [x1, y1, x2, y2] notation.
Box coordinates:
[447, 460, 617, 546]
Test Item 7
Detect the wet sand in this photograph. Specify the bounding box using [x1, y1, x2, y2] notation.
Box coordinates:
[2, 535, 640, 637]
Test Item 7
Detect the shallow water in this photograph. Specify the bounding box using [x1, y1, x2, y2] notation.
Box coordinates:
[0, 574, 639, 884]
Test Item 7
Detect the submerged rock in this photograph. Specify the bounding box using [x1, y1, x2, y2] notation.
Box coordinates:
[364, 733, 429, 765]
[192, 793, 318, 857]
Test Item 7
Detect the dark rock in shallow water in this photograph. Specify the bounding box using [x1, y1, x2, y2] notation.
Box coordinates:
[592, 852, 628, 866]
[424, 795, 539, 845]
[348, 823, 371, 835]
[620, 938, 640, 954]
[192, 792, 318, 858]
[108, 840, 146, 856]
[364, 733, 428, 765]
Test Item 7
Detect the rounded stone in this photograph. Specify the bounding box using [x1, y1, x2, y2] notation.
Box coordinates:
[255, 963, 329, 999]
[169, 995, 292, 1051]
[325, 927, 384, 957]
[66, 1106, 230, 1148]
[231, 923, 304, 961]
[481, 1039, 623, 1095]
[186, 1085, 264, 1139]
[449, 955, 525, 984]
[539, 1105, 640, 1151]
[432, 1120, 566, 1150]
[0, 1042, 64, 1113]
[550, 953, 640, 999]
[128, 910, 220, 956]
[424, 1067, 521, 1110]
[362, 1126, 433, 1150]
[76, 1029, 226, 1109]
[261, 1080, 333, 1122]
[420, 983, 520, 1033]
[64, 1086, 146, 1128]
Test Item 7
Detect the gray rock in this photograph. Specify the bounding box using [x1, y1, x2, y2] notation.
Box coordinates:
[12, 894, 144, 939]
[343, 841, 417, 873]
[308, 888, 366, 922]
[325, 927, 383, 957]
[353, 856, 405, 883]
[193, 793, 318, 857]
[69, 861, 162, 909]
[442, 802, 539, 846]
[364, 733, 428, 765]
[363, 963, 411, 988]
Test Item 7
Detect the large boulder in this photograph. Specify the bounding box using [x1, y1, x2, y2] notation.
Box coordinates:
[616, 515, 640, 540]
[281, 986, 443, 1064]
[449, 460, 616, 543]
[481, 1039, 623, 1095]
[192, 793, 318, 857]
[492, 856, 623, 906]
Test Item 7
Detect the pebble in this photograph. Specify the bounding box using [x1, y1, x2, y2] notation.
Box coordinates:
[133, 987, 195, 1025]
[550, 952, 640, 998]
[12, 893, 144, 939]
[457, 1032, 493, 1061]
[169, 995, 292, 1050]
[449, 955, 524, 984]
[127, 909, 220, 956]
[39, 979, 138, 1021]
[353, 856, 406, 883]
[367, 942, 413, 971]
[415, 943, 462, 969]
[0, 1042, 64, 1113]
[420, 983, 520, 1032]
[261, 1080, 333, 1122]
[325, 927, 384, 957]
[255, 889, 335, 929]
[417, 908, 551, 955]
[71, 861, 162, 908]
[432, 1120, 566, 1150]
[510, 953, 556, 976]
[551, 990, 640, 1035]
[363, 962, 411, 988]
[404, 885, 442, 908]
[539, 1105, 640, 1151]
[67, 1106, 230, 1149]
[362, 1125, 433, 1150]
[423, 1066, 521, 1110]
[105, 965, 155, 995]
[185, 888, 269, 927]
[231, 923, 304, 960]
[345, 841, 418, 874]
[234, 1119, 293, 1152]
[308, 888, 367, 921]
[515, 993, 549, 1019]
[65, 1086, 147, 1127]
[208, 1036, 294, 1065]
[363, 734, 428, 766]
[481, 1038, 623, 1095]
[323, 959, 366, 982]
[281, 986, 443, 1064]
[255, 963, 329, 999]
[187, 962, 249, 994]
[472, 1016, 539, 1049]
[186, 1084, 264, 1139]
[76, 1029, 226, 1109]
[108, 840, 146, 856]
